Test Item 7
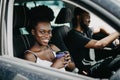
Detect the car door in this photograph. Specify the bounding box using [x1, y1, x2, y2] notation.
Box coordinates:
[0, 0, 7, 56]
[0, 0, 120, 80]
[0, 0, 97, 80]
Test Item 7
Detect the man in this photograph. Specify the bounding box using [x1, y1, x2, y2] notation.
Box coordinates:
[66, 7, 120, 77]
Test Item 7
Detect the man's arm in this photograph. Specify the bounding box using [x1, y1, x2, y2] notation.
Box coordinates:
[85, 32, 120, 48]
[92, 26, 109, 35]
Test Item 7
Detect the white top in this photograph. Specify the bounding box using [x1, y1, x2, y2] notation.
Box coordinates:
[25, 50, 53, 67]
[25, 49, 65, 71]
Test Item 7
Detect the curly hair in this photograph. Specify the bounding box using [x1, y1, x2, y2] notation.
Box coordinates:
[28, 5, 54, 32]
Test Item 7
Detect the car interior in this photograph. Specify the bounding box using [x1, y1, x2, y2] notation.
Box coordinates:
[50, 7, 72, 51]
[12, 0, 120, 79]
[13, 1, 72, 58]
[13, 5, 34, 59]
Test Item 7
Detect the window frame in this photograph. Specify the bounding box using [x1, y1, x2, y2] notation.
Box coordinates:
[1, 0, 120, 79]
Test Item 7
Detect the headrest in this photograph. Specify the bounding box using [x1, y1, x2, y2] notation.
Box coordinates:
[55, 8, 72, 24]
[13, 6, 29, 29]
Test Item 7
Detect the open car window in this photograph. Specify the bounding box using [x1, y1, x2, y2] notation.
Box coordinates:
[0, 0, 119, 80]
[89, 13, 117, 34]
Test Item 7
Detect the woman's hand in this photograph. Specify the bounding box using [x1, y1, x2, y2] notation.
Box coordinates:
[51, 53, 71, 69]
[64, 53, 71, 66]
[64, 53, 76, 72]
[51, 57, 66, 69]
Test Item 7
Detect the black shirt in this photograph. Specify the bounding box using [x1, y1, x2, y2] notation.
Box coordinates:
[66, 29, 93, 72]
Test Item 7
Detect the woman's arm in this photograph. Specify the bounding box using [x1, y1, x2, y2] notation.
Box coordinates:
[50, 44, 76, 70]
[24, 52, 36, 62]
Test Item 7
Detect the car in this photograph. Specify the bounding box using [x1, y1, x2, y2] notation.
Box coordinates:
[0, 0, 120, 80]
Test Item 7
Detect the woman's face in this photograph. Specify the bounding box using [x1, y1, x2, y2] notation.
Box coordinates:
[32, 22, 52, 46]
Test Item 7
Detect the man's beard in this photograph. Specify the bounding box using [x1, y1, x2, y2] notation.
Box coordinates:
[80, 22, 89, 32]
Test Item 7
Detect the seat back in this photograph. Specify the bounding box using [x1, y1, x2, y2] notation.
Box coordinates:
[51, 26, 71, 51]
[50, 8, 72, 51]
[55, 8, 72, 24]
[13, 5, 29, 58]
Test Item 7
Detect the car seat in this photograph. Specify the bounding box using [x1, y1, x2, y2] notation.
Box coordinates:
[50, 8, 72, 51]
[50, 8, 80, 72]
[13, 5, 30, 58]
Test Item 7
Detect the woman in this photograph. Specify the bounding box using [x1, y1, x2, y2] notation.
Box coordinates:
[24, 5, 75, 70]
